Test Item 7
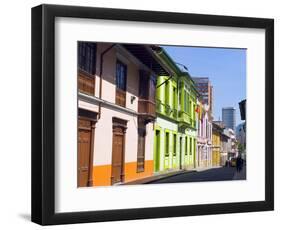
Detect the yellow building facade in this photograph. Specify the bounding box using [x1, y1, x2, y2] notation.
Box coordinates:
[212, 122, 223, 166]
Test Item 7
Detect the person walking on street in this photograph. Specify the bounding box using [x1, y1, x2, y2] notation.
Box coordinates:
[236, 154, 243, 173]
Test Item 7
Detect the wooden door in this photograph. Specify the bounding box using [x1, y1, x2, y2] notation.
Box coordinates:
[111, 126, 125, 184]
[78, 119, 92, 187]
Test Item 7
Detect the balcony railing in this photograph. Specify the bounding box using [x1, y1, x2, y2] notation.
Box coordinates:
[78, 70, 95, 96]
[156, 99, 162, 113]
[138, 99, 156, 118]
[178, 110, 191, 124]
[116, 88, 126, 107]
[191, 119, 196, 128]
[156, 99, 178, 120]
[164, 104, 172, 115]
[171, 108, 178, 119]
[178, 110, 197, 129]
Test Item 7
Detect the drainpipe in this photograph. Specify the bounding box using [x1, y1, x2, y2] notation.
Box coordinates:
[98, 44, 116, 120]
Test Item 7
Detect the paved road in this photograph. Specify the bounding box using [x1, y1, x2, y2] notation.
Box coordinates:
[146, 165, 246, 184]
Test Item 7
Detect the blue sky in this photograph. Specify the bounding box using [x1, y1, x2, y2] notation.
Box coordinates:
[163, 46, 246, 126]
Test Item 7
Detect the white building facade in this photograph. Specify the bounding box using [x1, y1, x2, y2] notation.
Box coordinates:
[77, 42, 168, 186]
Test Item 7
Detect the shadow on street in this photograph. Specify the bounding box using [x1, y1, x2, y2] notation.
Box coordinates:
[146, 165, 246, 184]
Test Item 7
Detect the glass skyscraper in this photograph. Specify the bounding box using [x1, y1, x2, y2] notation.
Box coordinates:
[222, 107, 236, 131]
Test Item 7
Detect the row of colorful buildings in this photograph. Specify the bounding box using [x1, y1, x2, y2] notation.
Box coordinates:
[77, 42, 238, 187]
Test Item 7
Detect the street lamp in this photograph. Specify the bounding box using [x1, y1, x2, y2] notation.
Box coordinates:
[175, 62, 189, 72]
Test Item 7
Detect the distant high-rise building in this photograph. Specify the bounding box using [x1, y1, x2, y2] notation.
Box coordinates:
[222, 107, 236, 131]
[192, 77, 213, 119]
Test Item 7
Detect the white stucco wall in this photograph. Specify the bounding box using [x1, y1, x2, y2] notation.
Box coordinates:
[78, 100, 99, 113]
[95, 43, 140, 112]
[156, 116, 178, 131]
[94, 106, 138, 165]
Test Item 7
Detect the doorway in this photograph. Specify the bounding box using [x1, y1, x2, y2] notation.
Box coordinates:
[111, 118, 127, 185]
[78, 109, 97, 187]
[179, 136, 182, 169]
[154, 130, 160, 172]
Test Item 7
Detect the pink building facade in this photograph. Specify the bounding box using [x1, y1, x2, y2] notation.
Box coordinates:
[196, 102, 212, 168]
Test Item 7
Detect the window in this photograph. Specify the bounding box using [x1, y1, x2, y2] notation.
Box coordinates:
[173, 87, 177, 110]
[78, 42, 96, 75]
[116, 60, 127, 91]
[184, 91, 187, 112]
[137, 119, 146, 172]
[173, 134, 177, 156]
[165, 81, 169, 105]
[116, 60, 127, 107]
[179, 84, 182, 107]
[165, 132, 169, 157]
[139, 71, 156, 101]
[139, 71, 149, 99]
[149, 75, 156, 101]
[193, 104, 196, 120]
[78, 42, 96, 96]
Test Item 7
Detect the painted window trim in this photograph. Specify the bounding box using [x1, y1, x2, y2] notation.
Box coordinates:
[172, 131, 177, 156]
[164, 129, 171, 157]
[116, 59, 127, 91]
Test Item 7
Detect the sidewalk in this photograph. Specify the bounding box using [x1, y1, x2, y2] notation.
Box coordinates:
[195, 165, 222, 172]
[123, 165, 222, 185]
[123, 169, 189, 185]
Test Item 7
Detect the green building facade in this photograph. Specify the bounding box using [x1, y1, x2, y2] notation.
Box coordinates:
[152, 47, 198, 173]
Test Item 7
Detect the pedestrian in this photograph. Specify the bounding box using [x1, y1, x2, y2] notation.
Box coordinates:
[236, 154, 243, 173]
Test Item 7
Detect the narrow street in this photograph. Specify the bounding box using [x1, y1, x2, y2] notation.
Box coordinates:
[146, 165, 246, 184]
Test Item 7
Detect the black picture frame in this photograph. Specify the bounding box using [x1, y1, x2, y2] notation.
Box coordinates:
[31, 4, 274, 225]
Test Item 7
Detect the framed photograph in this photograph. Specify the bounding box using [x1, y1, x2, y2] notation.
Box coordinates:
[31, 4, 274, 225]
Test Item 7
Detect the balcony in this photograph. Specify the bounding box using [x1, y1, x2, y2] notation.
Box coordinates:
[78, 69, 95, 96]
[138, 99, 156, 119]
[178, 110, 191, 125]
[178, 109, 197, 130]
